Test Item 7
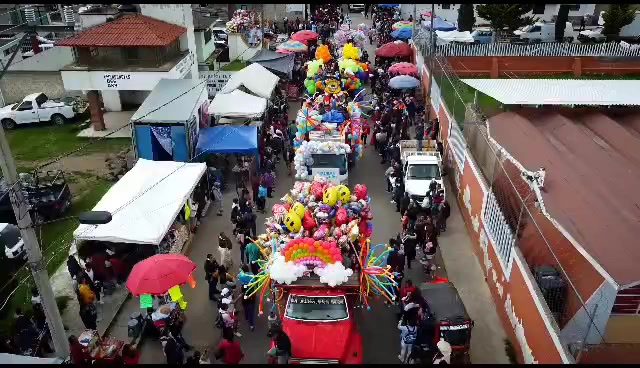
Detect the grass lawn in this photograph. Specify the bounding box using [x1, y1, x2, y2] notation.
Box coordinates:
[6, 123, 129, 165]
[0, 121, 124, 333]
[221, 59, 247, 72]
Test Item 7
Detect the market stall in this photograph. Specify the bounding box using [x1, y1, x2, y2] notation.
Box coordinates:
[72, 159, 207, 258]
[209, 90, 267, 119]
[247, 49, 295, 79]
[132, 79, 209, 163]
[196, 125, 260, 190]
[219, 63, 280, 99]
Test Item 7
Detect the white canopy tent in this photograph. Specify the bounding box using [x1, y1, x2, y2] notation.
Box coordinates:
[218, 63, 280, 99]
[435, 30, 474, 45]
[73, 159, 206, 245]
[209, 89, 267, 118]
[0, 354, 63, 364]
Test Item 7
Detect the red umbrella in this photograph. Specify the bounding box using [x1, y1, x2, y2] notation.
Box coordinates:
[375, 41, 413, 58]
[291, 30, 320, 45]
[389, 62, 419, 77]
[126, 254, 196, 296]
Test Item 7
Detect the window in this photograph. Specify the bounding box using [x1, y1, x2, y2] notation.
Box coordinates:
[532, 4, 546, 14]
[124, 48, 139, 60]
[567, 4, 580, 11]
[34, 93, 48, 107]
[17, 101, 33, 111]
[310, 154, 347, 175]
[529, 25, 541, 32]
[407, 164, 441, 180]
[285, 295, 349, 321]
[203, 28, 212, 44]
[440, 4, 451, 10]
[483, 191, 516, 272]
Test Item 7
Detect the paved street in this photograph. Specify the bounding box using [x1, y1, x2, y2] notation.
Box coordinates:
[104, 9, 509, 364]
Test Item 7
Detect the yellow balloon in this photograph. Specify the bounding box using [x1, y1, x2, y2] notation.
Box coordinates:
[291, 202, 306, 219]
[336, 185, 351, 203]
[323, 187, 339, 206]
[284, 211, 302, 232]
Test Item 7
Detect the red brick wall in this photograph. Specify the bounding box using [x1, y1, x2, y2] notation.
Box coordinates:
[447, 56, 640, 78]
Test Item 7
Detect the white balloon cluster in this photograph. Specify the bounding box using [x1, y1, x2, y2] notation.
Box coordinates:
[294, 141, 352, 180]
[314, 262, 354, 287]
[269, 254, 307, 285]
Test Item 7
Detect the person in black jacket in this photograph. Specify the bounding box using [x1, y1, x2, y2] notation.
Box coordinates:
[205, 254, 219, 301]
[67, 255, 82, 280]
[400, 192, 411, 217]
[161, 332, 184, 365]
[440, 201, 451, 232]
[274, 329, 292, 364]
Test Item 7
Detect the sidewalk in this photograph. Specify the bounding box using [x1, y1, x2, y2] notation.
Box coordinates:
[439, 181, 510, 364]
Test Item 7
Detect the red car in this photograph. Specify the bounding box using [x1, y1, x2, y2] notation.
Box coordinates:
[272, 276, 363, 364]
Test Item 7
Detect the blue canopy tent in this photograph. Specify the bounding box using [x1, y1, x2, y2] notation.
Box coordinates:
[196, 125, 258, 156]
[423, 17, 456, 31]
[391, 28, 412, 40]
[378, 4, 400, 9]
[322, 110, 346, 124]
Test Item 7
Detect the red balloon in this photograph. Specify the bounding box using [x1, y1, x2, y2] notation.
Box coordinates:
[302, 211, 317, 231]
[354, 184, 368, 201]
[335, 207, 348, 226]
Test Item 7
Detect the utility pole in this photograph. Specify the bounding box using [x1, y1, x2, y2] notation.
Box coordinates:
[0, 91, 69, 357]
[426, 3, 435, 123]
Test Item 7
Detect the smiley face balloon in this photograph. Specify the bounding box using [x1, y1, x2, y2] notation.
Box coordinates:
[291, 202, 306, 219]
[336, 185, 351, 203]
[284, 211, 302, 233]
[323, 186, 339, 206]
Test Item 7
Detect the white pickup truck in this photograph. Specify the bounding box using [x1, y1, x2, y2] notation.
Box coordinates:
[306, 128, 349, 185]
[0, 93, 76, 129]
[399, 140, 445, 208]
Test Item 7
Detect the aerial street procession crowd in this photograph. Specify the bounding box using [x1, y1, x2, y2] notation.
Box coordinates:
[3, 4, 473, 366]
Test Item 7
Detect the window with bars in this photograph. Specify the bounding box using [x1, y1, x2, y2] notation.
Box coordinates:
[612, 286, 640, 315]
[483, 191, 516, 273]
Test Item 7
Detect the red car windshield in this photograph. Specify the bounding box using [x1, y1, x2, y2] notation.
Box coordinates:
[285, 295, 348, 322]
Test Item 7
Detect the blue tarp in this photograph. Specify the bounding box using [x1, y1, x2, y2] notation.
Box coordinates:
[322, 110, 345, 124]
[196, 125, 258, 155]
[423, 17, 456, 31]
[391, 28, 412, 40]
[378, 4, 400, 9]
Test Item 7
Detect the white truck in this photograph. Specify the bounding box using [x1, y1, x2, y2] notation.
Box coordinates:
[580, 10, 640, 43]
[0, 93, 76, 130]
[306, 129, 349, 185]
[514, 22, 576, 43]
[399, 140, 445, 208]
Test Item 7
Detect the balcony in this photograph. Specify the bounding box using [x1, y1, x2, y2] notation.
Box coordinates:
[62, 47, 189, 73]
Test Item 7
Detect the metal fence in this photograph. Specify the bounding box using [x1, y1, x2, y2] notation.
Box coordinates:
[417, 39, 640, 57]
[428, 52, 610, 361]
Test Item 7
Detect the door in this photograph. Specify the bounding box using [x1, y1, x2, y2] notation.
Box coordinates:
[14, 101, 38, 124]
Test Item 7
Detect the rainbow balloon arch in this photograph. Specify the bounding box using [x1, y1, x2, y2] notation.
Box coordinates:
[243, 178, 398, 315]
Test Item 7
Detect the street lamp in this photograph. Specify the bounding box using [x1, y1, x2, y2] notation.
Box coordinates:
[78, 211, 113, 225]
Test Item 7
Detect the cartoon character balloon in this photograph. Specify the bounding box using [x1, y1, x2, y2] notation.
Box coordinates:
[323, 186, 339, 206]
[336, 185, 351, 203]
[284, 211, 302, 233]
[291, 202, 306, 219]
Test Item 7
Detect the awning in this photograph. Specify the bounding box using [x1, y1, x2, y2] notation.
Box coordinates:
[247, 49, 295, 78]
[435, 30, 474, 45]
[196, 125, 258, 155]
[209, 89, 267, 118]
[73, 159, 206, 245]
[421, 17, 456, 31]
[219, 63, 280, 99]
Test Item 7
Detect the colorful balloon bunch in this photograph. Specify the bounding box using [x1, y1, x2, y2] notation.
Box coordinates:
[283, 238, 343, 266]
[342, 43, 361, 60]
[357, 240, 398, 308]
[315, 44, 332, 63]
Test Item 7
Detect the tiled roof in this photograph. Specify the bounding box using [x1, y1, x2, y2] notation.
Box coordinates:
[57, 14, 186, 47]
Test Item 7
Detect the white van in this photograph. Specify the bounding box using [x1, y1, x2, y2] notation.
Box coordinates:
[514, 22, 576, 43]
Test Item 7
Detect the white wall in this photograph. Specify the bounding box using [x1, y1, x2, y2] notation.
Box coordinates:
[61, 52, 194, 91]
[195, 30, 216, 64]
[560, 280, 617, 346]
[101, 89, 122, 112]
[227, 33, 260, 61]
[75, 13, 112, 31]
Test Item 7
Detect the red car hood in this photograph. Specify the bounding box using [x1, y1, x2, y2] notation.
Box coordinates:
[284, 318, 355, 361]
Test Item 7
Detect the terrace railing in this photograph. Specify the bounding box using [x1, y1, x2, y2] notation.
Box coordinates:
[432, 41, 640, 57]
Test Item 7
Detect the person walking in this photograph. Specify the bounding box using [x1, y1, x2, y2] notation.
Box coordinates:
[218, 232, 234, 271]
[398, 317, 418, 363]
[439, 200, 451, 232]
[245, 241, 263, 275]
[205, 254, 220, 301]
[79, 296, 98, 330]
[215, 328, 244, 364]
[161, 331, 185, 365]
[274, 329, 292, 364]
[402, 228, 417, 270]
[211, 181, 223, 216]
[400, 192, 411, 217]
[241, 284, 257, 331]
[68, 335, 91, 366]
[256, 182, 267, 213]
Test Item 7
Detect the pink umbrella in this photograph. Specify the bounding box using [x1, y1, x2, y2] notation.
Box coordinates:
[291, 30, 320, 45]
[389, 62, 419, 77]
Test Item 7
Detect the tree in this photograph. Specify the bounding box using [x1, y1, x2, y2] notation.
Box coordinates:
[476, 4, 536, 42]
[457, 4, 476, 32]
[555, 5, 570, 42]
[602, 4, 637, 40]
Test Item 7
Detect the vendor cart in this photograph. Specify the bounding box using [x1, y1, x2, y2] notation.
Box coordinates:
[420, 282, 473, 364]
